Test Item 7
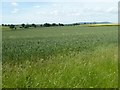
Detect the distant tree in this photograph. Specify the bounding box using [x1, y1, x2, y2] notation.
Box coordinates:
[44, 23, 51, 27]
[7, 24, 11, 27]
[21, 23, 25, 28]
[4, 24, 7, 26]
[31, 23, 37, 28]
[73, 23, 79, 26]
[24, 24, 30, 28]
[40, 24, 43, 27]
[9, 24, 16, 30]
[2, 24, 4, 26]
[52, 23, 58, 26]
[19, 26, 22, 28]
[58, 23, 64, 26]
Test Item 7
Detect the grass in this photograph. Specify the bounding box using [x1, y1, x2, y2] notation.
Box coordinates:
[2, 25, 118, 88]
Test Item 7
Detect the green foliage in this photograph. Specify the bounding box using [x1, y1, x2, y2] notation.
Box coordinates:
[21, 24, 25, 28]
[2, 26, 118, 88]
[9, 24, 16, 30]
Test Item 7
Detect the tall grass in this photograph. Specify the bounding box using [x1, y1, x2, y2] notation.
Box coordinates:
[2, 26, 118, 88]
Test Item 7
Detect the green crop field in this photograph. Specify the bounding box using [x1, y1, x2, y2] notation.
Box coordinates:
[2, 25, 118, 88]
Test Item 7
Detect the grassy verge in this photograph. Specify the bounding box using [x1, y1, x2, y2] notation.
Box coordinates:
[2, 44, 118, 88]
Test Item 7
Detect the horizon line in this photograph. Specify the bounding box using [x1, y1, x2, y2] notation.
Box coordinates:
[1, 21, 117, 25]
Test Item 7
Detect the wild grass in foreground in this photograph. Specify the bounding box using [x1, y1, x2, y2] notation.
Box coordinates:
[2, 26, 118, 88]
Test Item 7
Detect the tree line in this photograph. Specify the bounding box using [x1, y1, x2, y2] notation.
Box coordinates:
[2, 22, 98, 30]
[2, 23, 65, 30]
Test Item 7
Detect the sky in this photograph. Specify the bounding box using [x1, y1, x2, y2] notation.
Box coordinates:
[1, 0, 119, 24]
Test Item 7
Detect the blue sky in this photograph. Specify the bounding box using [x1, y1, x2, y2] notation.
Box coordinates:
[1, 0, 119, 24]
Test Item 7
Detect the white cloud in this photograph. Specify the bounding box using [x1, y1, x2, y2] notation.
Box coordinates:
[36, 11, 46, 15]
[11, 2, 18, 6]
[34, 5, 40, 8]
[11, 8, 19, 14]
[107, 7, 118, 13]
[84, 6, 118, 14]
[3, 1, 118, 24]
[3, 0, 119, 3]
[50, 10, 58, 16]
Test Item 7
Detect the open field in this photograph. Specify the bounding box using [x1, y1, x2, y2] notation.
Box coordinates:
[2, 25, 118, 88]
[81, 24, 120, 27]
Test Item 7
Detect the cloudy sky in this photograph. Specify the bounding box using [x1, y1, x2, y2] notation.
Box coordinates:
[1, 0, 119, 24]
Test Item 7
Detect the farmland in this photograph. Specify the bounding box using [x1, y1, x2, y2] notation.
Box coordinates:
[2, 25, 118, 88]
